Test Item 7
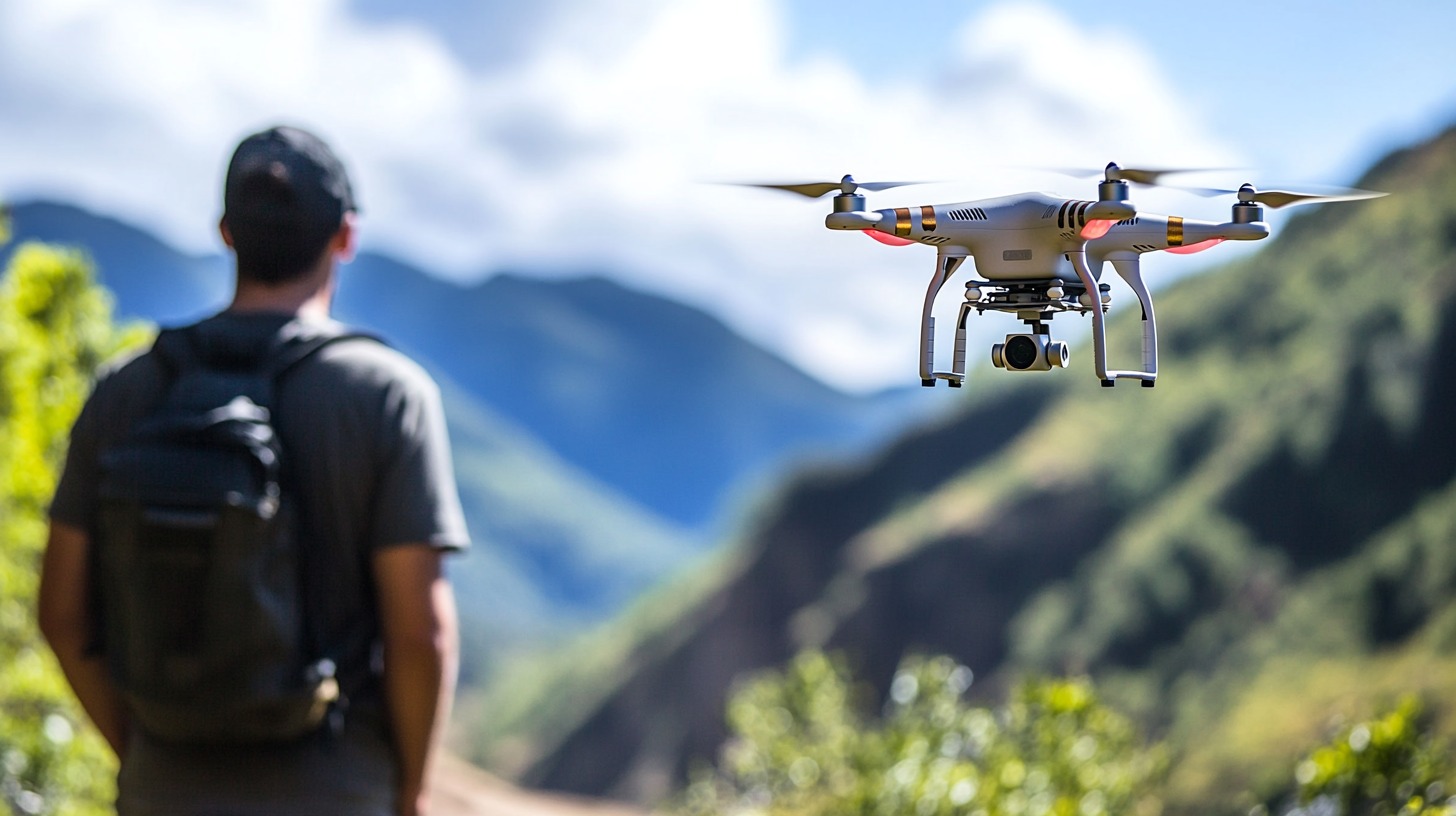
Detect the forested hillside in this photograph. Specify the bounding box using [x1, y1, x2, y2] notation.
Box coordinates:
[512, 125, 1456, 813]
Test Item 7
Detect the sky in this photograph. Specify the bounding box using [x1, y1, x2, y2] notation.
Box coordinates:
[3, 0, 1454, 391]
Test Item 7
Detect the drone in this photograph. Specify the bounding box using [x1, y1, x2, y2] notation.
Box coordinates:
[747, 165, 1384, 388]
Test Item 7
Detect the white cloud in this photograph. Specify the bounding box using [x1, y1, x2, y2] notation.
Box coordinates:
[0, 0, 1237, 391]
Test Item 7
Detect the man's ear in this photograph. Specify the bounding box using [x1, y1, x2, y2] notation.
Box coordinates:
[219, 217, 235, 249]
[332, 212, 358, 264]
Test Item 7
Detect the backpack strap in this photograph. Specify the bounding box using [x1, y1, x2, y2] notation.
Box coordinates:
[266, 322, 386, 381]
[149, 326, 204, 379]
[86, 328, 197, 659]
[150, 319, 385, 379]
[258, 324, 389, 731]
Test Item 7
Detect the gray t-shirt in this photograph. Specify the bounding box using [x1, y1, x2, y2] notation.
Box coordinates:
[50, 311, 470, 816]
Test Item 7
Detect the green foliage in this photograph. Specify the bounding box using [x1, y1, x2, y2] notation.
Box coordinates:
[675, 651, 1165, 816]
[1292, 697, 1456, 816]
[0, 242, 148, 815]
[1159, 474, 1456, 810]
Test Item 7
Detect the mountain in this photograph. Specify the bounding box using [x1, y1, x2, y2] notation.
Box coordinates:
[334, 259, 940, 530]
[2, 200, 941, 673]
[509, 125, 1456, 810]
[5, 201, 942, 530]
[4, 201, 231, 324]
[1, 204, 701, 673]
[431, 373, 699, 676]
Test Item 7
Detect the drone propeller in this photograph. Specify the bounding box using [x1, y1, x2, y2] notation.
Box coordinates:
[1105, 164, 1223, 186]
[1191, 183, 1388, 209]
[739, 174, 925, 198]
[1052, 163, 1227, 187]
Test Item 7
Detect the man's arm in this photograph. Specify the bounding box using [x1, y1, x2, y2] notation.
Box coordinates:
[373, 544, 459, 816]
[37, 520, 130, 757]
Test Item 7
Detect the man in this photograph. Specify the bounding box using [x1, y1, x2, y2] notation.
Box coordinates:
[38, 125, 468, 816]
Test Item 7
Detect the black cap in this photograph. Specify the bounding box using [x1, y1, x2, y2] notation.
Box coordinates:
[222, 126, 357, 232]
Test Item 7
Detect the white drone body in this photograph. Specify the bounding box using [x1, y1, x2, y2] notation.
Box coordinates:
[752, 165, 1382, 388]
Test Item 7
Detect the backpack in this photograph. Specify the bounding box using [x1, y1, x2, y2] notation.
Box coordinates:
[93, 321, 375, 745]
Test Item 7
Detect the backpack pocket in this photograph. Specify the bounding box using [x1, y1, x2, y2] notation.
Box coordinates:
[95, 401, 335, 744]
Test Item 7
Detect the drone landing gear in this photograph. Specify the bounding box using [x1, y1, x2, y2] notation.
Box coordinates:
[1070, 251, 1159, 386]
[919, 310, 969, 388]
[920, 254, 968, 387]
[917, 251, 1160, 386]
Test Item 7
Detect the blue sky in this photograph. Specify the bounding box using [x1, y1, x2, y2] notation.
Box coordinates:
[784, 0, 1456, 185]
[2, 0, 1453, 390]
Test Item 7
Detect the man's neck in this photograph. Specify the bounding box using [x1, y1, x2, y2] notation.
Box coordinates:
[227, 268, 334, 319]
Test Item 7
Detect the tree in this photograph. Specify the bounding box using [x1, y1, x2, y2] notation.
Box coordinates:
[0, 238, 148, 815]
[1291, 697, 1456, 816]
[675, 650, 1166, 816]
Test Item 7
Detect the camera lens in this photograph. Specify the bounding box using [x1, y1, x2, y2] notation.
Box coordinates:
[1004, 335, 1040, 370]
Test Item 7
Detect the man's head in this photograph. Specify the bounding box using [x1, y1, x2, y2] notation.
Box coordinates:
[221, 126, 357, 284]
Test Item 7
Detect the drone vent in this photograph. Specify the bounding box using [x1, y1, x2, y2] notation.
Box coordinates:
[1042, 204, 1059, 219]
[1117, 217, 1139, 226]
[1133, 243, 1159, 253]
[948, 207, 988, 221]
[921, 235, 951, 245]
[1057, 200, 1093, 229]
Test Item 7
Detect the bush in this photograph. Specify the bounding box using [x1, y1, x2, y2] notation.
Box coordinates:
[675, 651, 1166, 816]
[1290, 697, 1456, 816]
[0, 240, 147, 815]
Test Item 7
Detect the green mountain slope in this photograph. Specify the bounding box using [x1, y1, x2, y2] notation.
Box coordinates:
[334, 260, 944, 530]
[436, 373, 700, 678]
[513, 125, 1456, 809]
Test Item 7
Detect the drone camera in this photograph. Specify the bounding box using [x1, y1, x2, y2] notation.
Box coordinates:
[992, 334, 1069, 371]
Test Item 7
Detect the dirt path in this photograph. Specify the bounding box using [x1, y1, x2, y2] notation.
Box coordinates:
[433, 755, 648, 816]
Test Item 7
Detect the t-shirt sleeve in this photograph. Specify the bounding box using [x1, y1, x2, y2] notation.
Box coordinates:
[49, 376, 112, 532]
[367, 370, 470, 553]
[49, 351, 162, 532]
